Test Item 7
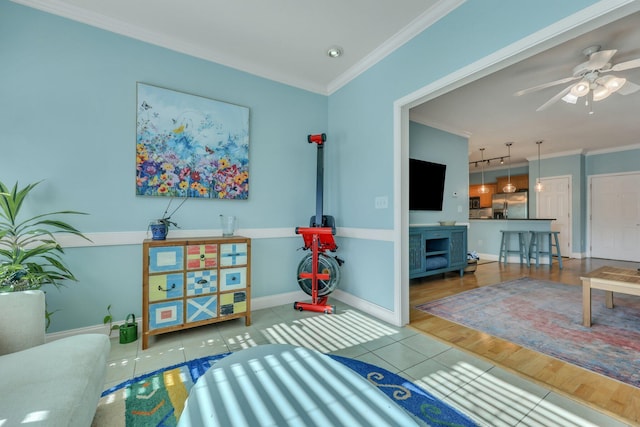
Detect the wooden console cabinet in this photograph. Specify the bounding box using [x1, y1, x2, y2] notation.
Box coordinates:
[142, 236, 251, 349]
[409, 226, 467, 279]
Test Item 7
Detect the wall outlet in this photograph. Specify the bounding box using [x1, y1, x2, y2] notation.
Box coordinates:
[375, 196, 388, 209]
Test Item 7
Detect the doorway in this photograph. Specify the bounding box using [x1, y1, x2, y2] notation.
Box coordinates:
[536, 176, 572, 257]
[589, 172, 640, 262]
[396, 4, 640, 326]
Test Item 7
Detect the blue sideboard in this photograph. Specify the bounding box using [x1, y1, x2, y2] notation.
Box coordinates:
[409, 225, 468, 278]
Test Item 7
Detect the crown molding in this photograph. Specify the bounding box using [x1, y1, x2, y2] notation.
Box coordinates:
[11, 0, 329, 94]
[12, 0, 464, 96]
[584, 143, 640, 156]
[326, 0, 466, 95]
[525, 149, 585, 162]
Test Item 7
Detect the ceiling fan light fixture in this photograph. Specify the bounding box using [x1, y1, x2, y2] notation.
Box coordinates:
[605, 76, 626, 91]
[571, 80, 590, 97]
[561, 93, 579, 104]
[592, 85, 611, 101]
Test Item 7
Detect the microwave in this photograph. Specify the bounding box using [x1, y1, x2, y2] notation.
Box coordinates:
[469, 197, 481, 209]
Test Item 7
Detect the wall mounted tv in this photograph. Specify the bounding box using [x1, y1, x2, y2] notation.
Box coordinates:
[409, 158, 447, 211]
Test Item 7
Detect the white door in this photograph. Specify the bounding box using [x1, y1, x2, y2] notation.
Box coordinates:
[590, 173, 640, 262]
[536, 176, 571, 257]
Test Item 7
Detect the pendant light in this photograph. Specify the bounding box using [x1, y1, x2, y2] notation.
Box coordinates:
[503, 142, 516, 193]
[478, 148, 489, 194]
[535, 140, 544, 192]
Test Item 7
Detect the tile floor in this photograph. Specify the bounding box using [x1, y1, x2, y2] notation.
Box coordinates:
[104, 301, 630, 427]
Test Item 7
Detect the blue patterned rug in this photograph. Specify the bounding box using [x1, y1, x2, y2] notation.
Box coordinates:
[416, 277, 640, 388]
[94, 351, 477, 426]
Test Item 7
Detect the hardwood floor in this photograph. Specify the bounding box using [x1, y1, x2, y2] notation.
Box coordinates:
[409, 257, 640, 426]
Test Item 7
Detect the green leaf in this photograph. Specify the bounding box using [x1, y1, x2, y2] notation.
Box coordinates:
[0, 180, 89, 292]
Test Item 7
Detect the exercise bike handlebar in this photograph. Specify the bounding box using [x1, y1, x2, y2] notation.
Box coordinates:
[295, 226, 334, 235]
[307, 133, 326, 145]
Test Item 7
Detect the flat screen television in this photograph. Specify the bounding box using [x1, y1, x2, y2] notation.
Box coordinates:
[409, 158, 446, 211]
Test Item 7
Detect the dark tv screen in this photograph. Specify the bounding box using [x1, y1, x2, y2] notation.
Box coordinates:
[409, 158, 446, 211]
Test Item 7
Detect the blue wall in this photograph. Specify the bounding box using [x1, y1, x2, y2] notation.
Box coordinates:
[586, 147, 640, 175]
[1, 0, 609, 330]
[409, 122, 469, 225]
[0, 2, 326, 331]
[326, 0, 600, 311]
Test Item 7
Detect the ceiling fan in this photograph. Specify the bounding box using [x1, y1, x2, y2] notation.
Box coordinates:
[514, 45, 640, 112]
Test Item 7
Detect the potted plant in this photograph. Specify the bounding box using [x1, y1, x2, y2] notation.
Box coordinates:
[0, 180, 90, 292]
[149, 196, 186, 240]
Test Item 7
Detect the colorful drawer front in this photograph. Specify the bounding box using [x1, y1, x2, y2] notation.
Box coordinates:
[186, 295, 218, 323]
[186, 244, 218, 270]
[186, 270, 217, 296]
[220, 243, 247, 266]
[149, 300, 183, 330]
[149, 273, 184, 302]
[220, 291, 246, 316]
[220, 267, 247, 292]
[148, 246, 184, 273]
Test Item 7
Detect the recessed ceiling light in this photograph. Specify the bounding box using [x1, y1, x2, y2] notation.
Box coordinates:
[327, 46, 343, 58]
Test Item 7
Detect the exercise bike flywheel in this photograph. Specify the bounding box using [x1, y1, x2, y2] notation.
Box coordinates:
[296, 253, 341, 297]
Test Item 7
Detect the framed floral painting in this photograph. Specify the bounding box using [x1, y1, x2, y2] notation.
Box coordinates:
[136, 83, 249, 199]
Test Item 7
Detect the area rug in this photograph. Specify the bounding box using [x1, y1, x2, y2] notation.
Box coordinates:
[93, 352, 477, 426]
[416, 277, 640, 388]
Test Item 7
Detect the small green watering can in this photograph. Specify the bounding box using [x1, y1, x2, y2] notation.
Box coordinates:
[119, 313, 138, 344]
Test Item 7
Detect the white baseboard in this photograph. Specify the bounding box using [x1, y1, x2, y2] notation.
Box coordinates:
[331, 290, 398, 326]
[45, 290, 389, 340]
[479, 252, 558, 265]
[45, 320, 131, 342]
[478, 253, 498, 262]
[250, 290, 309, 311]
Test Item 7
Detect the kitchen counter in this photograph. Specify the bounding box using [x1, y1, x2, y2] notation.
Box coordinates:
[468, 218, 555, 262]
[469, 218, 556, 221]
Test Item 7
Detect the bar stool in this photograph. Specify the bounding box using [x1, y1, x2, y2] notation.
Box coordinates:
[528, 231, 563, 269]
[498, 230, 530, 266]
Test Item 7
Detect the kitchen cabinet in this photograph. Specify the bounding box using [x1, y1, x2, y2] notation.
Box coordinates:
[142, 236, 251, 349]
[469, 184, 496, 207]
[409, 226, 467, 279]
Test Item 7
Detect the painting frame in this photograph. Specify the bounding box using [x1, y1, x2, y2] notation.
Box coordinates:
[136, 83, 250, 200]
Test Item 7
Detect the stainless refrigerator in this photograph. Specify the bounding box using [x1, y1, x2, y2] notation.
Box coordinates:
[492, 191, 528, 219]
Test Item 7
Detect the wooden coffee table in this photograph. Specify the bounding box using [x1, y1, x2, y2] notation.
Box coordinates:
[580, 266, 640, 327]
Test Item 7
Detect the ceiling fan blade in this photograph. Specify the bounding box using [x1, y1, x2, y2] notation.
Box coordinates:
[610, 58, 640, 72]
[617, 80, 640, 95]
[588, 49, 617, 69]
[536, 84, 574, 111]
[514, 76, 579, 96]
